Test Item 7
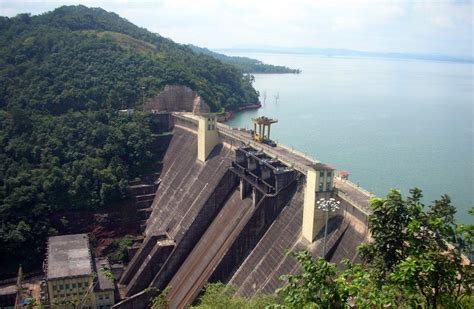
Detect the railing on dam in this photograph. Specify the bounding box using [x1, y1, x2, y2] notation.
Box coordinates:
[170, 112, 374, 215]
[173, 113, 199, 129]
[216, 123, 318, 175]
[217, 122, 318, 161]
[336, 189, 371, 216]
[171, 112, 319, 173]
[340, 178, 375, 199]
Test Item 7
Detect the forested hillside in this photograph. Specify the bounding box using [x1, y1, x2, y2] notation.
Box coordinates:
[0, 6, 258, 113]
[187, 44, 301, 74]
[0, 5, 258, 277]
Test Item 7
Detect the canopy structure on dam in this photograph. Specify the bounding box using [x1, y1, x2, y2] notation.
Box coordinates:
[252, 116, 278, 142]
[113, 112, 373, 309]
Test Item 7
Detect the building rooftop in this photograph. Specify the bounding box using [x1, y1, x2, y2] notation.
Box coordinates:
[47, 234, 92, 280]
[94, 258, 115, 291]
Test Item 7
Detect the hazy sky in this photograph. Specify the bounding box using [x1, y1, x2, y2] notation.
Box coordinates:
[0, 0, 472, 57]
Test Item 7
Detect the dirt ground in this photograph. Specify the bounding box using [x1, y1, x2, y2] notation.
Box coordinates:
[49, 201, 142, 258]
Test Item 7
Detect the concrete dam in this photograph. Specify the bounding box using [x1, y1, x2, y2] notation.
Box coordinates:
[114, 112, 372, 308]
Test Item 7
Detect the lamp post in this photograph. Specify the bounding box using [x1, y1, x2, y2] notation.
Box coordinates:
[317, 197, 340, 259]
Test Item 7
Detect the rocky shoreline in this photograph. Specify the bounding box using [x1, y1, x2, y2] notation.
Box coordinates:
[217, 103, 261, 122]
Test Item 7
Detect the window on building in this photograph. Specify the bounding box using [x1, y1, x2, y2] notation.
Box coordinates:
[327, 171, 332, 177]
[319, 182, 324, 191]
[59, 284, 63, 290]
[53, 285, 57, 290]
[208, 124, 211, 130]
[72, 283, 76, 288]
[320, 171, 324, 178]
[105, 295, 109, 300]
[65, 284, 69, 289]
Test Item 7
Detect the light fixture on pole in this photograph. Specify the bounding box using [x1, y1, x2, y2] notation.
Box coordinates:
[317, 197, 340, 258]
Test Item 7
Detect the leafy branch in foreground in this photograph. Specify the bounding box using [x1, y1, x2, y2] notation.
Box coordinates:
[278, 250, 342, 308]
[279, 188, 473, 308]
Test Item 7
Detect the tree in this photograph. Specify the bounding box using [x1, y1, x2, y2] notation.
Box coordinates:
[278, 250, 342, 308]
[186, 282, 274, 309]
[276, 188, 472, 308]
[151, 287, 169, 309]
[360, 188, 473, 308]
[358, 189, 412, 279]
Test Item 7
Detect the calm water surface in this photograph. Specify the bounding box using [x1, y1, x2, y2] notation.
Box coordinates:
[226, 53, 473, 223]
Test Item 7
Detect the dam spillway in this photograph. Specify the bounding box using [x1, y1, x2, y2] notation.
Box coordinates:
[114, 112, 372, 309]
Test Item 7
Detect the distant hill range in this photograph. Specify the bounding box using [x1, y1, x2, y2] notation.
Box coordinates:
[217, 47, 473, 64]
[187, 44, 301, 74]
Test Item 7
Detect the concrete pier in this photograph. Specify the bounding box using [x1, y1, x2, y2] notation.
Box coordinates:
[198, 114, 219, 162]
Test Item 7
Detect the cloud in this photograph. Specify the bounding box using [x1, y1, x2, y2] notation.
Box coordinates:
[0, 0, 471, 57]
[431, 15, 455, 28]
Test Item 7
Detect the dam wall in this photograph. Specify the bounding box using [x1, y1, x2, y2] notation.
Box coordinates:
[114, 112, 372, 308]
[125, 126, 237, 294]
[165, 190, 255, 307]
[172, 113, 198, 131]
[148, 169, 238, 292]
[209, 180, 299, 284]
[228, 189, 369, 298]
[119, 233, 168, 286]
[113, 289, 155, 309]
[144, 126, 233, 239]
[125, 238, 175, 296]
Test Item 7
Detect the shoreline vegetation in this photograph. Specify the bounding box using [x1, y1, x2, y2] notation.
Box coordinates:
[217, 47, 474, 64]
[217, 103, 262, 122]
[187, 44, 301, 74]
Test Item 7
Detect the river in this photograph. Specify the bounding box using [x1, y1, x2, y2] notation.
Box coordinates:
[225, 52, 473, 223]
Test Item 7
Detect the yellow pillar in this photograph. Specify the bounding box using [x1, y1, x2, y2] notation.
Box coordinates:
[302, 169, 326, 243]
[198, 114, 219, 162]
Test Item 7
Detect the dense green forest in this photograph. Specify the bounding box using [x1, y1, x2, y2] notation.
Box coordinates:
[0, 5, 259, 278]
[187, 44, 301, 74]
